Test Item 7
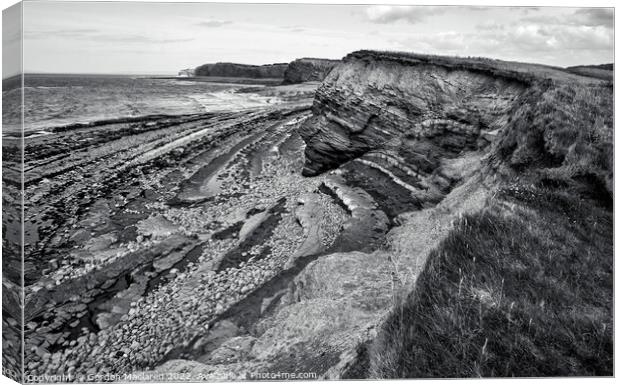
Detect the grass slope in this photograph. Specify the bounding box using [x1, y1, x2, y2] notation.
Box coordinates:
[565, 64, 613, 81]
[370, 186, 612, 377]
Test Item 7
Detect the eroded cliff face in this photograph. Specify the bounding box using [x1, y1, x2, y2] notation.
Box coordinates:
[282, 58, 341, 84]
[300, 52, 526, 177]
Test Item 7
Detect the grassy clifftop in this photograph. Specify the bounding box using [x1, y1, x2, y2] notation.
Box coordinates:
[347, 50, 608, 85]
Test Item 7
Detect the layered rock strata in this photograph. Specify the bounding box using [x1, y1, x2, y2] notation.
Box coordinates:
[300, 51, 526, 176]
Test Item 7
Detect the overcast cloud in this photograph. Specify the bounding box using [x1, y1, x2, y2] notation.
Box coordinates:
[16, 3, 614, 75]
[365, 6, 446, 24]
[196, 20, 233, 28]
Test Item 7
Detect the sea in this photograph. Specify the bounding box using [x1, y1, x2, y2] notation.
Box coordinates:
[2, 74, 282, 134]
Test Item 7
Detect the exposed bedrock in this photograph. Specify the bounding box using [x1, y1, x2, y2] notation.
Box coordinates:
[299, 51, 526, 177]
[282, 58, 341, 85]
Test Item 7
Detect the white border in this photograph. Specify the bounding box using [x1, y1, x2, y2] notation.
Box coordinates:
[0, 1, 616, 385]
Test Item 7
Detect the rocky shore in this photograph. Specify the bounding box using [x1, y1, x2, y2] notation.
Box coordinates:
[10, 49, 614, 380]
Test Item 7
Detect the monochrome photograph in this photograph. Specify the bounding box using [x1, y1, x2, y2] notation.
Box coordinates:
[1, 1, 614, 382]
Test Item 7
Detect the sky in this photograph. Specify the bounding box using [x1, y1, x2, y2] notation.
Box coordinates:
[7, 1, 615, 75]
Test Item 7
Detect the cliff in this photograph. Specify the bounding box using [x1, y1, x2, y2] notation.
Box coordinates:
[282, 58, 341, 84]
[194, 62, 288, 78]
[297, 50, 613, 377]
[300, 50, 612, 192]
[299, 51, 528, 178]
